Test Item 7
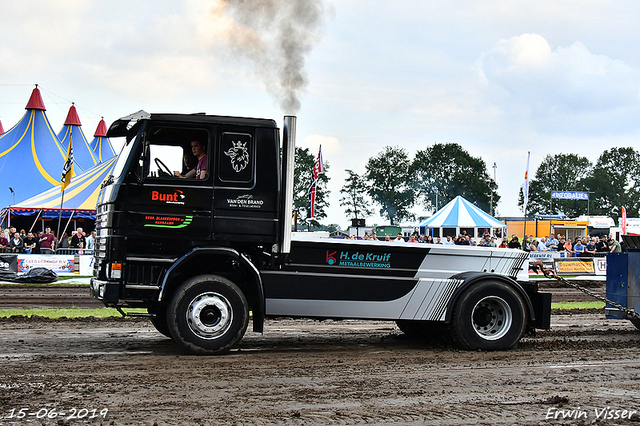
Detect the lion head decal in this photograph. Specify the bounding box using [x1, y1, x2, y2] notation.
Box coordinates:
[224, 141, 250, 172]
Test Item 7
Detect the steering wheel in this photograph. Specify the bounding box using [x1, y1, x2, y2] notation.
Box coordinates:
[154, 158, 174, 177]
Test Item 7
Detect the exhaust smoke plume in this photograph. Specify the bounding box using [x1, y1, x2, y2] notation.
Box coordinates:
[212, 0, 327, 114]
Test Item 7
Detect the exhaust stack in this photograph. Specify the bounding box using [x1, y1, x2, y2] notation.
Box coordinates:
[280, 116, 296, 254]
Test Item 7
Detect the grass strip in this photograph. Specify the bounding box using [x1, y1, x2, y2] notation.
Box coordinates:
[551, 301, 605, 310]
[0, 307, 146, 318]
[0, 303, 604, 319]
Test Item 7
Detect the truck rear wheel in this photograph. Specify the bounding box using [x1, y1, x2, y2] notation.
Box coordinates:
[168, 275, 249, 354]
[450, 281, 526, 351]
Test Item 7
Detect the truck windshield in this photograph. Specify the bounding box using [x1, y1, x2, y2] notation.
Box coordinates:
[111, 136, 136, 182]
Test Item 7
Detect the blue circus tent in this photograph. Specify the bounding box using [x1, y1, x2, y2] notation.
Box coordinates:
[56, 104, 98, 172]
[90, 119, 116, 163]
[0, 86, 67, 208]
[7, 156, 116, 219]
[418, 195, 506, 238]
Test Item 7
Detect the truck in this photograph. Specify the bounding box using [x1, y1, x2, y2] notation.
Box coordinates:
[90, 112, 551, 354]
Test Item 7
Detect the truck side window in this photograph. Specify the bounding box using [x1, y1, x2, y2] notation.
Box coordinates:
[144, 127, 210, 180]
[218, 132, 253, 185]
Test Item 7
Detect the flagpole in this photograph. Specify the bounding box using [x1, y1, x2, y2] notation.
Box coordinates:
[56, 190, 65, 249]
[523, 151, 531, 245]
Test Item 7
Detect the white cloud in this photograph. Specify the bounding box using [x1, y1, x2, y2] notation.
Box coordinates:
[299, 134, 343, 157]
[476, 33, 640, 135]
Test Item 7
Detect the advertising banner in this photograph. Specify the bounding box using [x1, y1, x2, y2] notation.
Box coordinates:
[551, 191, 589, 200]
[554, 258, 595, 275]
[17, 255, 75, 275]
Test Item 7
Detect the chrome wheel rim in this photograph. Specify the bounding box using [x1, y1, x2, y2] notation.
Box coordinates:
[471, 296, 512, 340]
[186, 292, 233, 339]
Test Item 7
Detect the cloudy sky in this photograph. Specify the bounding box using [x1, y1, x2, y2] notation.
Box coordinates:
[1, 0, 639, 227]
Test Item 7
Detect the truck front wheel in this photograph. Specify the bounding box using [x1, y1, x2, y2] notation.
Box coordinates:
[168, 275, 249, 354]
[450, 281, 526, 351]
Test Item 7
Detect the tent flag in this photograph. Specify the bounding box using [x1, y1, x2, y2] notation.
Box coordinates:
[61, 135, 74, 191]
[522, 151, 530, 214]
[309, 145, 323, 218]
[0, 120, 4, 135]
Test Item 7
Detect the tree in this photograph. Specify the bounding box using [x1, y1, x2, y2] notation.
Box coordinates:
[521, 153, 592, 217]
[293, 147, 329, 229]
[339, 170, 373, 222]
[582, 147, 640, 220]
[411, 143, 498, 213]
[364, 146, 415, 225]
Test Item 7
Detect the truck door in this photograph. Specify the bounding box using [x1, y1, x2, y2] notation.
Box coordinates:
[124, 125, 214, 258]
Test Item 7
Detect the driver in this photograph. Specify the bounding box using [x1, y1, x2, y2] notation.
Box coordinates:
[174, 140, 207, 179]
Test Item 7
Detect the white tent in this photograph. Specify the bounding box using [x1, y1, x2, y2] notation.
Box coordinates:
[418, 195, 506, 238]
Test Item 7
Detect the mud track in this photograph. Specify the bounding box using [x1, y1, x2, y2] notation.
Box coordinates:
[1, 314, 640, 426]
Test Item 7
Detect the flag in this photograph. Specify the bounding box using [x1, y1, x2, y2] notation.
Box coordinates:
[622, 206, 627, 234]
[309, 146, 324, 219]
[61, 135, 74, 191]
[522, 151, 530, 213]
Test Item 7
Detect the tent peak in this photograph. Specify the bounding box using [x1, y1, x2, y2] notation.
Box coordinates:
[94, 118, 107, 137]
[63, 104, 82, 126]
[25, 86, 46, 110]
[0, 119, 4, 135]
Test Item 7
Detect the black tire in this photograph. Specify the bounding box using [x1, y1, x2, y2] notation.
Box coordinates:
[396, 320, 448, 340]
[148, 306, 172, 338]
[450, 281, 527, 351]
[167, 275, 249, 354]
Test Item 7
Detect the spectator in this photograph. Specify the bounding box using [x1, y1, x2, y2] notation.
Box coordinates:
[538, 237, 548, 251]
[530, 240, 539, 252]
[425, 235, 434, 244]
[39, 228, 55, 254]
[384, 235, 391, 241]
[609, 238, 622, 253]
[23, 232, 37, 254]
[489, 237, 497, 248]
[70, 227, 86, 249]
[479, 234, 491, 247]
[408, 235, 418, 243]
[573, 238, 585, 257]
[59, 232, 70, 248]
[547, 234, 559, 251]
[394, 233, 404, 242]
[86, 231, 96, 250]
[371, 232, 378, 241]
[584, 238, 597, 256]
[508, 235, 521, 249]
[436, 237, 442, 244]
[19, 229, 26, 241]
[0, 232, 8, 251]
[8, 232, 24, 253]
[499, 237, 509, 248]
[522, 235, 532, 252]
[596, 236, 609, 253]
[443, 236, 454, 245]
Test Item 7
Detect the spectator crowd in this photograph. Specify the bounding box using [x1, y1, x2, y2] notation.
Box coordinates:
[349, 228, 623, 256]
[0, 226, 96, 254]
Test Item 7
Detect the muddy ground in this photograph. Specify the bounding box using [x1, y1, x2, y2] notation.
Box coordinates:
[1, 282, 640, 425]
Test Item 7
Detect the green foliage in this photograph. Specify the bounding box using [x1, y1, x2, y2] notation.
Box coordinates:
[520, 153, 592, 217]
[339, 169, 373, 220]
[364, 146, 415, 225]
[582, 147, 640, 219]
[412, 143, 498, 213]
[293, 147, 329, 229]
